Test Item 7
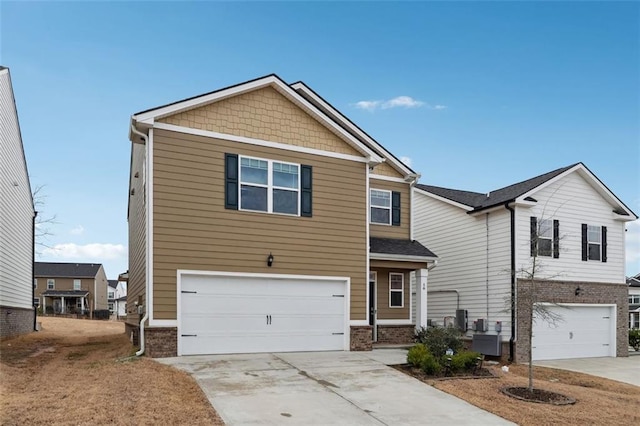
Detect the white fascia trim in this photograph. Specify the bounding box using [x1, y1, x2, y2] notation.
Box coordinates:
[349, 320, 370, 326]
[534, 302, 616, 308]
[517, 164, 638, 219]
[147, 128, 154, 323]
[468, 204, 507, 216]
[290, 81, 415, 178]
[370, 174, 408, 183]
[177, 269, 352, 281]
[370, 253, 438, 262]
[413, 187, 474, 211]
[376, 319, 413, 325]
[153, 122, 372, 164]
[149, 319, 178, 327]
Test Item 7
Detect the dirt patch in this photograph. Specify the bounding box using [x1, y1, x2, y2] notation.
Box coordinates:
[0, 317, 223, 425]
[429, 363, 640, 425]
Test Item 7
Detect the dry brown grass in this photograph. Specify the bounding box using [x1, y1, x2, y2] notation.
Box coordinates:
[430, 363, 640, 425]
[0, 317, 223, 425]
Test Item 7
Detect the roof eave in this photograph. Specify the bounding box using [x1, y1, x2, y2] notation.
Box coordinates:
[370, 253, 438, 262]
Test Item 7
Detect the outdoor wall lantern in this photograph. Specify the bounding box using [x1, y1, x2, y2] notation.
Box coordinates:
[575, 286, 583, 296]
[267, 253, 274, 267]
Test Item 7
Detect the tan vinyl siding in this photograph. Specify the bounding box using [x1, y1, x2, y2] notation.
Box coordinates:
[371, 162, 404, 178]
[126, 143, 146, 326]
[158, 87, 362, 157]
[152, 128, 367, 320]
[35, 277, 106, 310]
[373, 269, 410, 320]
[93, 266, 109, 310]
[369, 178, 411, 239]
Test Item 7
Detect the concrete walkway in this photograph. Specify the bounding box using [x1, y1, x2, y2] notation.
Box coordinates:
[159, 350, 513, 425]
[534, 356, 640, 387]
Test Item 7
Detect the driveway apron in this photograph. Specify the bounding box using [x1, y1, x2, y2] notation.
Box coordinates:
[534, 355, 640, 387]
[159, 351, 513, 425]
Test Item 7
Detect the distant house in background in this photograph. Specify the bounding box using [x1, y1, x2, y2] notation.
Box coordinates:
[108, 275, 127, 319]
[108, 280, 117, 314]
[34, 262, 108, 314]
[629, 273, 640, 330]
[0, 66, 36, 338]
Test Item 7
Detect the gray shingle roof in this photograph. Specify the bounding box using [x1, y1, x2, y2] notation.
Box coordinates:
[42, 290, 89, 297]
[416, 164, 578, 212]
[370, 237, 437, 258]
[628, 276, 640, 288]
[35, 262, 102, 278]
[108, 280, 118, 289]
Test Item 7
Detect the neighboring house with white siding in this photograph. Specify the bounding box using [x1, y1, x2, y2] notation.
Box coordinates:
[628, 274, 640, 330]
[413, 163, 637, 362]
[0, 66, 36, 338]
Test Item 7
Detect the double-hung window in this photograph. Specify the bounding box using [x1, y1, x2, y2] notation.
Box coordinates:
[537, 219, 553, 257]
[587, 225, 601, 261]
[73, 279, 81, 290]
[371, 189, 391, 225]
[530, 217, 559, 258]
[239, 156, 300, 215]
[47, 279, 55, 290]
[389, 273, 404, 308]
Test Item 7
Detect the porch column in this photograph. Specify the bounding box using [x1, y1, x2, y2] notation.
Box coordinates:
[61, 297, 65, 314]
[81, 297, 85, 313]
[415, 269, 428, 330]
[42, 296, 46, 314]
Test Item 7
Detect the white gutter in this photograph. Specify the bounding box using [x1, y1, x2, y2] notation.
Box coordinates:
[131, 123, 149, 357]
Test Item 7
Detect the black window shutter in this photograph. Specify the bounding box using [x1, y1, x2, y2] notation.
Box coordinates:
[530, 217, 537, 257]
[225, 153, 238, 210]
[392, 191, 401, 226]
[553, 220, 560, 259]
[301, 165, 312, 217]
[602, 226, 607, 263]
[581, 224, 588, 261]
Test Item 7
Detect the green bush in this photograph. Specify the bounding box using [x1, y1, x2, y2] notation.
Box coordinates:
[420, 352, 442, 375]
[414, 326, 463, 358]
[630, 329, 640, 351]
[407, 344, 430, 367]
[449, 351, 482, 373]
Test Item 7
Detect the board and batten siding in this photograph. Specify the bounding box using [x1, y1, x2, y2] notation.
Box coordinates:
[515, 171, 626, 284]
[0, 68, 34, 311]
[369, 178, 411, 239]
[152, 128, 368, 321]
[126, 143, 146, 327]
[412, 191, 513, 339]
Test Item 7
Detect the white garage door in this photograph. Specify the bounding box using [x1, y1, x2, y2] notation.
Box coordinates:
[532, 304, 615, 361]
[179, 274, 347, 356]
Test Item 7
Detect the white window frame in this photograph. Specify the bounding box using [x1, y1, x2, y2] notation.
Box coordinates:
[73, 279, 81, 290]
[389, 273, 404, 308]
[630, 295, 640, 304]
[370, 188, 392, 225]
[536, 218, 553, 257]
[108, 302, 114, 313]
[34, 278, 37, 288]
[587, 225, 601, 261]
[239, 155, 301, 216]
[47, 279, 55, 290]
[76, 298, 83, 309]
[33, 297, 40, 307]
[108, 291, 115, 299]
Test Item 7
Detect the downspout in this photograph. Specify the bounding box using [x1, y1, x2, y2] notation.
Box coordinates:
[131, 123, 149, 357]
[504, 202, 516, 362]
[32, 211, 37, 331]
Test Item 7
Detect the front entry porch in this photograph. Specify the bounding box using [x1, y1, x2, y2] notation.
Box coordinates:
[41, 290, 89, 315]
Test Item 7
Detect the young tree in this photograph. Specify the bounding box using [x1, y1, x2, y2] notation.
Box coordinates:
[33, 185, 57, 252]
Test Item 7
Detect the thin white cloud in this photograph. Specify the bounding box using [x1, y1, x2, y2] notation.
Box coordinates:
[626, 220, 640, 273]
[70, 225, 85, 235]
[42, 243, 126, 261]
[353, 96, 445, 112]
[400, 156, 413, 168]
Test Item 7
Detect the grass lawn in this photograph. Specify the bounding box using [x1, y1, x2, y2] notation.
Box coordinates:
[0, 317, 223, 425]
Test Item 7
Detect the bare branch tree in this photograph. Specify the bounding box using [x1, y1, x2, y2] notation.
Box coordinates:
[33, 184, 58, 253]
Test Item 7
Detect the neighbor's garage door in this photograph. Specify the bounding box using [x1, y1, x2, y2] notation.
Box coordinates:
[532, 304, 615, 361]
[179, 274, 347, 356]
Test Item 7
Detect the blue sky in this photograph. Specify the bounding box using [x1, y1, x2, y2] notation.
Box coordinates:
[1, 1, 638, 278]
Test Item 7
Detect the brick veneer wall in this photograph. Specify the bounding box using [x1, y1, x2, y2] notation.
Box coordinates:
[350, 326, 373, 351]
[515, 279, 628, 363]
[144, 327, 177, 358]
[125, 322, 140, 346]
[376, 325, 414, 344]
[0, 306, 35, 338]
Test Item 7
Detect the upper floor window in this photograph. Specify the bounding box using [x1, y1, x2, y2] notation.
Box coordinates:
[47, 279, 55, 290]
[530, 217, 559, 258]
[389, 273, 404, 308]
[630, 295, 640, 304]
[370, 189, 391, 225]
[34, 279, 37, 288]
[225, 153, 312, 217]
[108, 291, 115, 299]
[582, 224, 607, 262]
[73, 279, 81, 290]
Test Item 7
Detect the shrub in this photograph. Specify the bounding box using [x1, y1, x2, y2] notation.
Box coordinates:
[449, 351, 482, 373]
[420, 352, 442, 375]
[630, 329, 640, 351]
[414, 326, 463, 358]
[407, 344, 430, 367]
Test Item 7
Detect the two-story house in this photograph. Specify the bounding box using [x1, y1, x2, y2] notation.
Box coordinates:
[413, 163, 637, 362]
[629, 273, 640, 330]
[0, 66, 36, 338]
[35, 262, 109, 314]
[126, 74, 437, 357]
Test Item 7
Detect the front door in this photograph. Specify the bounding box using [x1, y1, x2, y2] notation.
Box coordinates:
[53, 299, 61, 314]
[369, 272, 377, 342]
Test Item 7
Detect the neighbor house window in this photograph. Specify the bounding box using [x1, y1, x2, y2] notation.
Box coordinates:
[108, 291, 115, 299]
[587, 225, 601, 261]
[389, 273, 404, 308]
[370, 189, 391, 225]
[34, 279, 37, 288]
[530, 217, 559, 258]
[239, 156, 300, 215]
[73, 279, 81, 290]
[33, 298, 39, 307]
[47, 279, 55, 290]
[630, 295, 640, 304]
[108, 303, 114, 313]
[537, 219, 553, 256]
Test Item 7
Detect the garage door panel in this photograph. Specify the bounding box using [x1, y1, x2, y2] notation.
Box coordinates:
[179, 274, 347, 355]
[532, 304, 615, 361]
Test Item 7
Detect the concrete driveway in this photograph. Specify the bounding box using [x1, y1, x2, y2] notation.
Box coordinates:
[534, 355, 640, 386]
[159, 350, 513, 425]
